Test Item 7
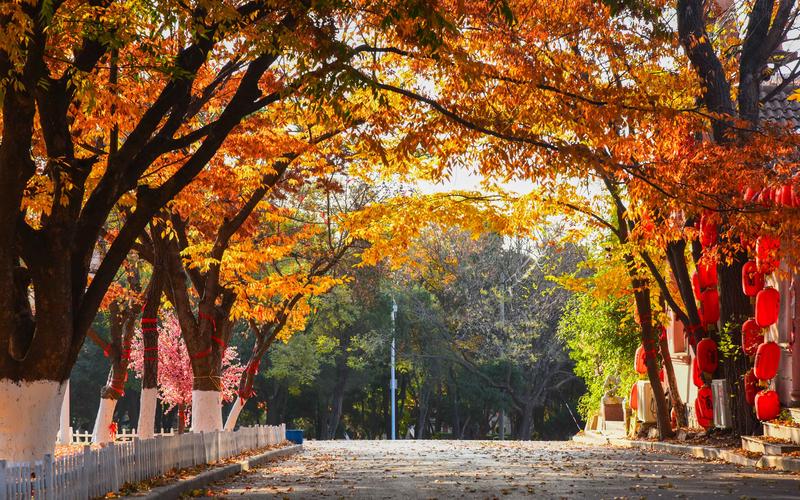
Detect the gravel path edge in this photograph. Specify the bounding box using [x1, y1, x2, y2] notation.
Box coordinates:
[573, 432, 800, 472]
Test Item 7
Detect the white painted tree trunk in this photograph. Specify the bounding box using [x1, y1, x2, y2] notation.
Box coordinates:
[91, 398, 117, 444]
[191, 390, 222, 432]
[137, 388, 158, 439]
[0, 380, 66, 461]
[224, 395, 247, 431]
[56, 380, 72, 445]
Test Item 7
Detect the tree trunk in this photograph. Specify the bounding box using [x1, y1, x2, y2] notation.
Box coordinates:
[224, 395, 247, 431]
[516, 401, 534, 440]
[659, 334, 687, 427]
[137, 251, 163, 438]
[0, 380, 67, 461]
[92, 299, 137, 444]
[632, 281, 674, 439]
[190, 354, 224, 432]
[177, 404, 187, 434]
[718, 254, 759, 435]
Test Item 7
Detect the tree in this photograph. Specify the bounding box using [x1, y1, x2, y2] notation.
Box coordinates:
[130, 313, 243, 432]
[407, 229, 583, 439]
[0, 0, 461, 458]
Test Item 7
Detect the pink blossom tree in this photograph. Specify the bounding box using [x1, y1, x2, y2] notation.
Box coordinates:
[131, 313, 244, 432]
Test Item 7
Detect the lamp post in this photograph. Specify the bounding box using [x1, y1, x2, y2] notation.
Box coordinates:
[391, 297, 397, 440]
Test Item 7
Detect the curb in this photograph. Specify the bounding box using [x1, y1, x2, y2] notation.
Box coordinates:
[139, 444, 303, 499]
[574, 433, 800, 472]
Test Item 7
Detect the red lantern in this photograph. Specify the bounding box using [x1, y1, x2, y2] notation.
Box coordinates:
[779, 184, 794, 206]
[692, 356, 703, 388]
[696, 338, 718, 374]
[755, 287, 780, 327]
[635, 346, 647, 375]
[630, 382, 638, 410]
[670, 407, 678, 429]
[697, 260, 717, 289]
[756, 236, 780, 274]
[743, 186, 758, 203]
[755, 390, 780, 421]
[741, 319, 764, 357]
[741, 261, 764, 297]
[691, 272, 701, 300]
[695, 385, 714, 428]
[757, 188, 770, 206]
[754, 341, 781, 380]
[744, 369, 758, 406]
[699, 289, 719, 326]
[699, 214, 718, 248]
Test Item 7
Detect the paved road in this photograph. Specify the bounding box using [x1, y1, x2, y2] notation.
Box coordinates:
[206, 440, 800, 499]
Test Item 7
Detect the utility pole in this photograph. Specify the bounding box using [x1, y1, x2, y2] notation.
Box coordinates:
[391, 297, 397, 440]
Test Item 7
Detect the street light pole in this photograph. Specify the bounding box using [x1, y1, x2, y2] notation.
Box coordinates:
[391, 297, 397, 440]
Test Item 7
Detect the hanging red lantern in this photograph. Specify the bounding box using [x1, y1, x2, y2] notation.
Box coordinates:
[692, 356, 703, 388]
[755, 287, 780, 327]
[635, 346, 647, 375]
[697, 260, 717, 289]
[757, 188, 770, 206]
[793, 183, 800, 207]
[695, 385, 714, 428]
[779, 184, 794, 206]
[630, 382, 638, 411]
[699, 214, 718, 248]
[743, 186, 759, 203]
[741, 319, 764, 357]
[754, 341, 781, 380]
[744, 369, 758, 406]
[699, 289, 719, 326]
[755, 390, 780, 421]
[692, 272, 701, 300]
[756, 236, 780, 274]
[696, 338, 718, 374]
[741, 261, 764, 297]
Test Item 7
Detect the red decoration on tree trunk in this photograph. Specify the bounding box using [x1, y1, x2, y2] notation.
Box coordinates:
[755, 390, 780, 421]
[754, 341, 781, 381]
[741, 261, 764, 297]
[630, 382, 638, 411]
[755, 287, 780, 327]
[741, 319, 764, 357]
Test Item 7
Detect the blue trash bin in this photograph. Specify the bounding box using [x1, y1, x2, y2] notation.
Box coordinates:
[285, 429, 304, 444]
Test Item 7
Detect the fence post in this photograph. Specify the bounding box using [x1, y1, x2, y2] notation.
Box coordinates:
[42, 454, 53, 500]
[0, 459, 7, 500]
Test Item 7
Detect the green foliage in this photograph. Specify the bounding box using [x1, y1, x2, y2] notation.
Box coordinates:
[718, 322, 742, 363]
[558, 293, 639, 418]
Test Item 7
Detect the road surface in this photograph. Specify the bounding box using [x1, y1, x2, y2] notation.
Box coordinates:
[206, 440, 800, 499]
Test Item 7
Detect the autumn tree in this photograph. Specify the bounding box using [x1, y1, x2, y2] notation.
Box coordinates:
[224, 178, 386, 430]
[0, 0, 462, 459]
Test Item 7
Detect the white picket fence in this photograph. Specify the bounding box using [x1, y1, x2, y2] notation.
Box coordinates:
[0, 424, 285, 499]
[71, 428, 177, 444]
